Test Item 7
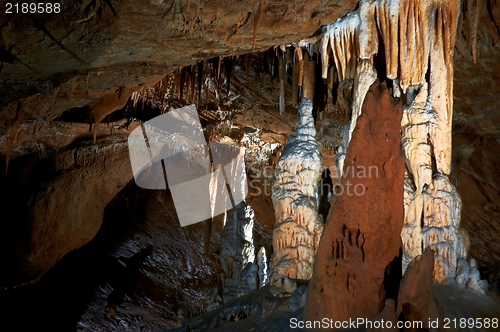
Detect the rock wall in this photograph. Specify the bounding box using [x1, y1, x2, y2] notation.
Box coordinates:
[0, 135, 133, 286]
[271, 98, 323, 280]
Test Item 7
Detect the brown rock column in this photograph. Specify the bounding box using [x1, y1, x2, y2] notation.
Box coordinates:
[304, 81, 405, 324]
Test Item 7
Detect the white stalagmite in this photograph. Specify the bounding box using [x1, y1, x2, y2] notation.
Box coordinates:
[312, 0, 473, 283]
[271, 99, 324, 280]
[219, 201, 257, 303]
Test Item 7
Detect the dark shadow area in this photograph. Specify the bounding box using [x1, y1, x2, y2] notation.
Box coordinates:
[0, 180, 155, 331]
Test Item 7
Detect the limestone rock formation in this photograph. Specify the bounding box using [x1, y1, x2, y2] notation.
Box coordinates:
[271, 98, 324, 281]
[303, 81, 405, 323]
[314, 0, 470, 284]
[219, 201, 257, 303]
[367, 299, 398, 332]
[0, 136, 133, 286]
[256, 246, 269, 288]
[0, 0, 358, 136]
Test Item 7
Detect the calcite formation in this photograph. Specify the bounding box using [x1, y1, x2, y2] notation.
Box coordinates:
[304, 81, 405, 322]
[256, 247, 269, 289]
[271, 98, 324, 280]
[313, 0, 471, 283]
[219, 201, 257, 303]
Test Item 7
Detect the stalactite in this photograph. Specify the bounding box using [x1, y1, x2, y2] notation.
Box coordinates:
[297, 47, 304, 90]
[190, 68, 196, 104]
[375, 0, 399, 79]
[217, 56, 222, 82]
[197, 60, 204, 107]
[48, 86, 61, 113]
[467, 0, 483, 63]
[185, 68, 191, 103]
[245, 53, 252, 79]
[428, 0, 460, 176]
[326, 65, 336, 104]
[321, 11, 359, 82]
[302, 53, 316, 102]
[278, 48, 286, 114]
[173, 69, 180, 98]
[292, 54, 299, 106]
[224, 57, 233, 98]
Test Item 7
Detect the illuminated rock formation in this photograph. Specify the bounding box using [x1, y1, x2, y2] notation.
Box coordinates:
[304, 81, 405, 322]
[256, 247, 269, 288]
[271, 98, 324, 281]
[313, 0, 471, 283]
[219, 201, 257, 303]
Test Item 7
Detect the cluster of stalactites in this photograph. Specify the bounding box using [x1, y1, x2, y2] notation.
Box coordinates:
[319, 0, 459, 177]
[319, 0, 458, 90]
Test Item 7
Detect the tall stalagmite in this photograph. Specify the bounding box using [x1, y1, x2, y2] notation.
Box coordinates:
[271, 99, 324, 280]
[304, 81, 405, 322]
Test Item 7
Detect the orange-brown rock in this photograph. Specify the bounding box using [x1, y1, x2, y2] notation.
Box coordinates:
[303, 81, 405, 324]
[0, 135, 133, 286]
[0, 0, 357, 135]
[397, 248, 441, 331]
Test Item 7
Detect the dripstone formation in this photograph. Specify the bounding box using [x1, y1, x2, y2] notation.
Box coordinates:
[270, 99, 324, 281]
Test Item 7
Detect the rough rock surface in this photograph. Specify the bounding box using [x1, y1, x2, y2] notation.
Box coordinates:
[303, 81, 405, 323]
[0, 0, 357, 135]
[271, 98, 323, 280]
[397, 249, 441, 331]
[0, 134, 133, 286]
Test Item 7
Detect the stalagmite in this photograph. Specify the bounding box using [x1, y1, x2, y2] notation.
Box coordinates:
[400, 83, 468, 282]
[271, 99, 323, 281]
[304, 81, 405, 323]
[219, 202, 257, 303]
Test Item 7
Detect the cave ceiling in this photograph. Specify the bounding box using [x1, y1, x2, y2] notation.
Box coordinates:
[0, 0, 357, 132]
